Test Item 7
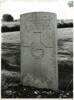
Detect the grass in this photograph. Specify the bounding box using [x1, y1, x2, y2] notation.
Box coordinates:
[1, 27, 73, 98]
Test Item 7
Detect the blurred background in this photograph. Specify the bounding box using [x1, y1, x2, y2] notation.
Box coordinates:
[1, 0, 73, 98]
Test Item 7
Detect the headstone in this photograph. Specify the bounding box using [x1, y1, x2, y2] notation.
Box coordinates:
[20, 12, 58, 90]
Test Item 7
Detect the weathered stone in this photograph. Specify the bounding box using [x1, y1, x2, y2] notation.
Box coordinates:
[20, 12, 58, 90]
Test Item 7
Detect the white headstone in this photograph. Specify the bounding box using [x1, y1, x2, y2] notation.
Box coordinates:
[20, 12, 58, 90]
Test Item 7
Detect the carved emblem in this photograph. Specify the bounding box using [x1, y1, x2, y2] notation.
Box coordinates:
[31, 42, 44, 59]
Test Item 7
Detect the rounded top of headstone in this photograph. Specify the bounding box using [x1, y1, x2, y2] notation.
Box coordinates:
[20, 12, 57, 17]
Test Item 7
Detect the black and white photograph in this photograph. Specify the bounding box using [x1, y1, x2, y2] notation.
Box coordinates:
[0, 0, 73, 98]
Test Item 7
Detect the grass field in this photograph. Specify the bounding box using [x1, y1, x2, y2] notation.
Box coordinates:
[1, 28, 73, 98]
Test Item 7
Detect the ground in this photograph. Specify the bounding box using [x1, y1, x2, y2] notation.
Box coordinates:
[1, 28, 73, 98]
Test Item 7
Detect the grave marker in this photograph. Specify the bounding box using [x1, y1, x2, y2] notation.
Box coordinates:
[20, 12, 58, 90]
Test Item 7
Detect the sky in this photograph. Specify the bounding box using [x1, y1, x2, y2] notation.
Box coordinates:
[0, 0, 74, 20]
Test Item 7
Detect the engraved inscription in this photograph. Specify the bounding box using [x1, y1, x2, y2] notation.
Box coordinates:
[24, 14, 52, 33]
[25, 21, 51, 32]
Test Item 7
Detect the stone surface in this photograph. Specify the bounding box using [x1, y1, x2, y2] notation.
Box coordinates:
[20, 12, 58, 90]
